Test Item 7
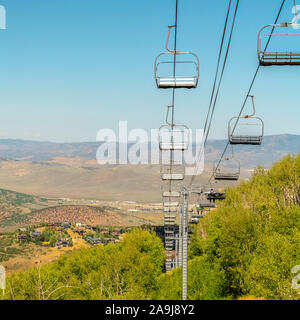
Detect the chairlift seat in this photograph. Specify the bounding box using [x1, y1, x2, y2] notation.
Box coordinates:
[161, 164, 185, 181]
[156, 76, 198, 89]
[165, 215, 176, 219]
[165, 232, 175, 237]
[165, 247, 173, 250]
[230, 135, 263, 145]
[164, 214, 177, 219]
[207, 192, 226, 201]
[165, 221, 176, 226]
[165, 218, 176, 222]
[192, 215, 204, 219]
[160, 142, 188, 150]
[165, 219, 176, 227]
[189, 218, 199, 224]
[164, 221, 176, 225]
[161, 173, 185, 181]
[165, 239, 174, 244]
[164, 202, 179, 207]
[164, 207, 178, 212]
[259, 52, 300, 66]
[214, 173, 239, 181]
[198, 203, 216, 209]
[165, 243, 174, 247]
[162, 191, 181, 197]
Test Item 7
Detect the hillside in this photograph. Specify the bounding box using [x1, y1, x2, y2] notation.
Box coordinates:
[0, 192, 162, 233]
[24, 205, 157, 228]
[2, 153, 300, 300]
[0, 160, 163, 202]
[0, 188, 59, 230]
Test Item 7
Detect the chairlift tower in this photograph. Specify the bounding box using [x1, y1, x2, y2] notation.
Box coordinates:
[181, 189, 189, 300]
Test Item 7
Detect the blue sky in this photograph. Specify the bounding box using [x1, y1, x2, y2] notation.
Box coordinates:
[0, 0, 299, 142]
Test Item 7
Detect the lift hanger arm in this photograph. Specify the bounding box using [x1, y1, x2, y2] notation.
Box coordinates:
[244, 94, 256, 118]
[166, 25, 179, 54]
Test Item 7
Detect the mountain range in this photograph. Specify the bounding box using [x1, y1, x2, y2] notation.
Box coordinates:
[0, 134, 298, 202]
[0, 134, 299, 168]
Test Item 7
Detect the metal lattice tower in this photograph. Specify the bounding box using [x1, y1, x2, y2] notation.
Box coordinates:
[182, 189, 189, 300]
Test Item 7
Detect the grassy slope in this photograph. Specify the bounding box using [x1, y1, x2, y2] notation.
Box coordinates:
[0, 159, 248, 202]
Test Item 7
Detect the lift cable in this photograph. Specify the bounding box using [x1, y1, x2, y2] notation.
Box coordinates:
[170, 0, 179, 127]
[203, 0, 240, 146]
[168, 0, 179, 194]
[202, 0, 233, 139]
[188, 0, 239, 187]
[206, 0, 287, 186]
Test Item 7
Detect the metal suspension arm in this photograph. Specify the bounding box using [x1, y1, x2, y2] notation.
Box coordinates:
[166, 25, 178, 54]
[166, 105, 175, 127]
[245, 94, 256, 118]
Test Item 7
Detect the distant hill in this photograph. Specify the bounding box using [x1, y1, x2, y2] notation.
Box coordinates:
[0, 187, 159, 232]
[25, 205, 155, 228]
[0, 160, 163, 202]
[0, 134, 299, 168]
[206, 134, 300, 168]
[0, 134, 299, 202]
[0, 139, 100, 162]
[0, 188, 48, 230]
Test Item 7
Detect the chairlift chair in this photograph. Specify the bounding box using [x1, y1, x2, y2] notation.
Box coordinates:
[164, 214, 177, 221]
[198, 203, 216, 209]
[214, 165, 240, 181]
[159, 124, 190, 151]
[192, 214, 204, 219]
[190, 184, 203, 194]
[164, 214, 177, 218]
[161, 164, 185, 181]
[165, 238, 174, 244]
[162, 181, 181, 208]
[162, 191, 181, 198]
[229, 95, 264, 145]
[213, 148, 240, 181]
[189, 218, 199, 224]
[258, 22, 300, 66]
[164, 206, 178, 212]
[165, 229, 175, 238]
[165, 246, 174, 252]
[155, 25, 200, 89]
[164, 219, 176, 226]
[206, 192, 226, 202]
